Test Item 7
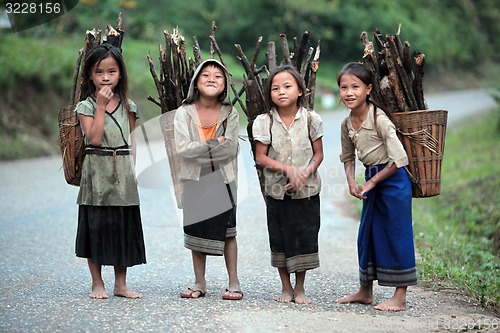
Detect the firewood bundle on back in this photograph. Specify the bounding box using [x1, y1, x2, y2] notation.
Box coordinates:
[235, 31, 321, 122]
[147, 22, 245, 114]
[58, 14, 125, 186]
[360, 23, 427, 113]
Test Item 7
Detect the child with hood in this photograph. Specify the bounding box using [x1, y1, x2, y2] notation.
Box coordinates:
[174, 59, 243, 300]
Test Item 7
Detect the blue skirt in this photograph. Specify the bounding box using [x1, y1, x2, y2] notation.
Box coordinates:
[357, 164, 417, 287]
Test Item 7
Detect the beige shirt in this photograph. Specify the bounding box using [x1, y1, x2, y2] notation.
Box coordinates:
[340, 105, 408, 168]
[174, 103, 239, 184]
[253, 107, 323, 199]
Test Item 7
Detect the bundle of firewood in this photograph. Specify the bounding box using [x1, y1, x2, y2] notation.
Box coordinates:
[360, 23, 427, 113]
[235, 31, 321, 122]
[147, 22, 246, 114]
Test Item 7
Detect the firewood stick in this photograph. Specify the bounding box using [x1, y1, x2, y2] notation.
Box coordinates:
[188, 58, 197, 80]
[158, 46, 170, 108]
[307, 41, 320, 109]
[178, 39, 190, 100]
[77, 29, 100, 101]
[104, 25, 121, 48]
[413, 51, 427, 110]
[158, 44, 175, 111]
[116, 12, 123, 31]
[70, 50, 82, 105]
[147, 54, 168, 112]
[192, 35, 203, 66]
[250, 36, 263, 70]
[208, 36, 247, 114]
[209, 35, 227, 65]
[383, 48, 408, 112]
[210, 21, 217, 58]
[295, 31, 310, 71]
[244, 79, 266, 121]
[232, 86, 247, 108]
[380, 76, 399, 112]
[267, 41, 277, 72]
[393, 23, 404, 59]
[163, 31, 173, 94]
[170, 34, 183, 107]
[235, 43, 265, 102]
[147, 95, 162, 108]
[293, 37, 298, 66]
[300, 47, 313, 80]
[279, 33, 291, 65]
[387, 35, 418, 110]
[360, 31, 383, 108]
[402, 41, 413, 84]
[373, 28, 386, 55]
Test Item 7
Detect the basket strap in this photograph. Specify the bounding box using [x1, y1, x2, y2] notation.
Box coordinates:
[403, 165, 422, 193]
[397, 128, 439, 154]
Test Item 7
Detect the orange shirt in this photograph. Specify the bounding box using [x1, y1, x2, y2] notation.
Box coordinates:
[197, 123, 217, 168]
[197, 123, 217, 141]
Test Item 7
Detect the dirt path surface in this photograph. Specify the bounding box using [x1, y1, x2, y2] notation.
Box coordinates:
[0, 89, 498, 332]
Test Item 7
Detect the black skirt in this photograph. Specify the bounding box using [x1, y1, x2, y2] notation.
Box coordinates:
[266, 194, 320, 272]
[182, 167, 237, 255]
[75, 205, 147, 267]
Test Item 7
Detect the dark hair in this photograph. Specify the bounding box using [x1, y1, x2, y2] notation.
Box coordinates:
[194, 60, 228, 103]
[265, 64, 308, 111]
[337, 61, 392, 121]
[336, 62, 372, 103]
[80, 43, 130, 113]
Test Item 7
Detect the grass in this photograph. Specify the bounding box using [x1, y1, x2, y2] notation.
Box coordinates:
[413, 110, 500, 310]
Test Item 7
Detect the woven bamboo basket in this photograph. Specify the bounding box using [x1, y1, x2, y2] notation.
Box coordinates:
[58, 104, 85, 186]
[391, 109, 448, 198]
[159, 110, 183, 208]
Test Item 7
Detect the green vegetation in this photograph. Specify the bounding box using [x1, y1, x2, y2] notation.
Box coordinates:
[413, 110, 500, 310]
[13, 0, 500, 71]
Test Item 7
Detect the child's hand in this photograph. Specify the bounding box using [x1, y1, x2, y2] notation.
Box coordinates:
[355, 181, 375, 200]
[96, 86, 114, 108]
[285, 167, 308, 193]
[349, 182, 367, 200]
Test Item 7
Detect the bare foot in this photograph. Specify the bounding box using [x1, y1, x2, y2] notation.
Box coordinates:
[374, 298, 407, 311]
[89, 286, 109, 299]
[114, 287, 143, 299]
[275, 291, 294, 303]
[294, 292, 312, 304]
[336, 290, 373, 304]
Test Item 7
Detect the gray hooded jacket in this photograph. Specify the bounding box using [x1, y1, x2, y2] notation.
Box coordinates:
[173, 59, 239, 183]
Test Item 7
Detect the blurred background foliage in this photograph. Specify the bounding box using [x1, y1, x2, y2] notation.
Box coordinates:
[0, 0, 499, 159]
[24, 0, 500, 69]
